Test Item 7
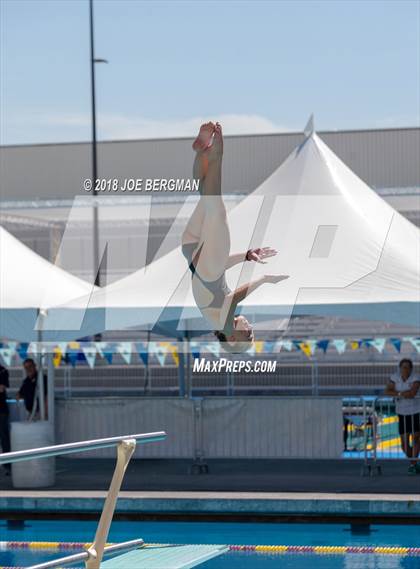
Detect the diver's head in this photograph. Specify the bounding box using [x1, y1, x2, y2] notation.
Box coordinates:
[214, 315, 254, 353]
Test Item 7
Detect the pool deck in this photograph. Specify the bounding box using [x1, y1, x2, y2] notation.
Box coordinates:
[1, 459, 419, 518]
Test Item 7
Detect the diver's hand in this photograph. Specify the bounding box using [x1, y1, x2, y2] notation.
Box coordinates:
[264, 274, 289, 284]
[246, 247, 277, 264]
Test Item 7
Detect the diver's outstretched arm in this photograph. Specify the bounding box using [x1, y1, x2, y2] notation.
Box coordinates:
[227, 274, 289, 306]
[225, 252, 248, 269]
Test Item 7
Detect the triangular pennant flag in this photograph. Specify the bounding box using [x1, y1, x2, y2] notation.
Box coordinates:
[67, 349, 78, 367]
[317, 339, 329, 353]
[350, 340, 360, 350]
[53, 346, 63, 368]
[245, 343, 256, 355]
[368, 338, 386, 353]
[170, 345, 179, 367]
[292, 340, 302, 352]
[135, 342, 149, 365]
[274, 340, 284, 352]
[139, 351, 149, 365]
[16, 342, 29, 361]
[149, 342, 167, 366]
[117, 342, 133, 365]
[332, 339, 347, 354]
[0, 348, 14, 367]
[297, 340, 317, 358]
[57, 342, 68, 357]
[278, 340, 293, 352]
[82, 345, 97, 369]
[263, 341, 275, 354]
[299, 342, 311, 357]
[103, 350, 113, 365]
[190, 341, 201, 359]
[28, 342, 38, 357]
[254, 341, 264, 354]
[95, 342, 114, 363]
[308, 340, 318, 355]
[389, 338, 402, 353]
[95, 342, 108, 358]
[360, 338, 374, 348]
[407, 337, 420, 353]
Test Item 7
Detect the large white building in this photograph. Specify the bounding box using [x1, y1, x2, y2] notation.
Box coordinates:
[1, 127, 419, 282]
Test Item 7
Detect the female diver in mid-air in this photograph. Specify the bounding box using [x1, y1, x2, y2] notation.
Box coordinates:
[182, 122, 289, 352]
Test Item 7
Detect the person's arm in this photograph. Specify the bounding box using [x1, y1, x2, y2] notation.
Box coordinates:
[398, 381, 420, 399]
[225, 252, 247, 270]
[384, 380, 398, 396]
[16, 380, 25, 400]
[226, 247, 278, 270]
[0, 367, 9, 394]
[228, 274, 289, 306]
[385, 381, 420, 399]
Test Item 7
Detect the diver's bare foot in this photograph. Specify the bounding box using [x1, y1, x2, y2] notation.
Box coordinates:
[207, 122, 223, 161]
[193, 122, 215, 152]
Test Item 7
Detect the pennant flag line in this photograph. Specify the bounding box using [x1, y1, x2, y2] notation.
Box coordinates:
[0, 337, 418, 366]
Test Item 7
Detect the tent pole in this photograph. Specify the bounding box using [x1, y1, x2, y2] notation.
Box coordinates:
[37, 310, 46, 421]
[47, 350, 55, 428]
[185, 328, 192, 399]
[144, 329, 151, 395]
[178, 335, 186, 398]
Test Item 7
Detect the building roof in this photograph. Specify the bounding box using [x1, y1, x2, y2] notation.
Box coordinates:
[1, 127, 419, 201]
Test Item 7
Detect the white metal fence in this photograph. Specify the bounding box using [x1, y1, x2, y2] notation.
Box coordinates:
[55, 397, 343, 460]
[7, 395, 419, 474]
[6, 361, 419, 397]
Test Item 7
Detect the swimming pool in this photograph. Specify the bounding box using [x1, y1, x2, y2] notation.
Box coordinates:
[1, 520, 419, 568]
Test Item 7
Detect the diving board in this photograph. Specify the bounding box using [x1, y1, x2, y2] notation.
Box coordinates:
[101, 543, 228, 569]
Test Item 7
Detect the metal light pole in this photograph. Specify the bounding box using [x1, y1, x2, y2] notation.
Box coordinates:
[89, 0, 107, 288]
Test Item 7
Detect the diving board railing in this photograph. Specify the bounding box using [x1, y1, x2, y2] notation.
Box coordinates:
[0, 431, 167, 569]
[27, 539, 144, 569]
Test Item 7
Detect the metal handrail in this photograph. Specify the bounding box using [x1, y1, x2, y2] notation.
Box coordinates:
[0, 432, 166, 464]
[1, 432, 167, 569]
[27, 539, 144, 569]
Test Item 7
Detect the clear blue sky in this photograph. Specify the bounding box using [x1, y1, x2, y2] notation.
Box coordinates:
[1, 0, 419, 145]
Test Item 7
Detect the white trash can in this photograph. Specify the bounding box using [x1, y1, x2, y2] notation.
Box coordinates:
[10, 421, 55, 488]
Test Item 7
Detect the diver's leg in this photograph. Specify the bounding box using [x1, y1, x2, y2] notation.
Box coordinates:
[181, 161, 208, 244]
[182, 123, 214, 244]
[182, 198, 205, 245]
[194, 124, 230, 280]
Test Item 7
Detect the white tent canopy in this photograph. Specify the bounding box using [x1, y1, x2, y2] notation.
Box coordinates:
[0, 226, 97, 341]
[50, 127, 420, 337]
[3, 126, 419, 341]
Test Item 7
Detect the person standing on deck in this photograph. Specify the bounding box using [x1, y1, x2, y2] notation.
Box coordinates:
[16, 358, 48, 419]
[0, 364, 11, 475]
[385, 358, 420, 474]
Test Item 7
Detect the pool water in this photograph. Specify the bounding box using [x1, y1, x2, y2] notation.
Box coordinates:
[0, 520, 419, 568]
